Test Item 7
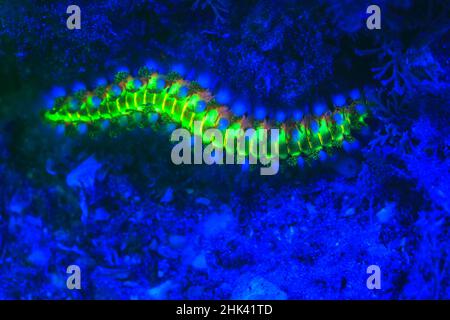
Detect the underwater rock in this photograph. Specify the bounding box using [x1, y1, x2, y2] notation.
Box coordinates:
[28, 248, 50, 267]
[202, 212, 236, 238]
[192, 253, 208, 270]
[232, 276, 287, 300]
[195, 197, 211, 206]
[343, 207, 356, 217]
[7, 191, 32, 214]
[66, 155, 103, 190]
[160, 187, 174, 203]
[169, 234, 186, 249]
[147, 280, 175, 299]
[376, 202, 396, 223]
[93, 208, 109, 221]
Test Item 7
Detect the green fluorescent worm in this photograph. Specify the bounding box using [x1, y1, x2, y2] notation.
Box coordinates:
[43, 66, 370, 165]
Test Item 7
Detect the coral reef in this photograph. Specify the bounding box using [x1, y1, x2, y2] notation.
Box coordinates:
[0, 0, 448, 299]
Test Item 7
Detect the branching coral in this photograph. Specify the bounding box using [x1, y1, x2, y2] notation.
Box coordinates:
[357, 43, 444, 96]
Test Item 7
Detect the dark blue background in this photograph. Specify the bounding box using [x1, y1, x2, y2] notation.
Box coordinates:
[0, 0, 448, 299]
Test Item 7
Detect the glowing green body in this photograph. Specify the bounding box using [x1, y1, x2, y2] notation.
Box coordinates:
[44, 68, 369, 163]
